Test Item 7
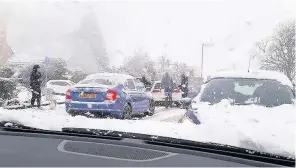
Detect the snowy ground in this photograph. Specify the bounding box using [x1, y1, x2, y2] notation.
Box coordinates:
[0, 103, 295, 159]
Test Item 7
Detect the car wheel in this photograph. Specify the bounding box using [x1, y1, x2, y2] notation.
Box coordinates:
[146, 100, 155, 116]
[123, 104, 132, 119]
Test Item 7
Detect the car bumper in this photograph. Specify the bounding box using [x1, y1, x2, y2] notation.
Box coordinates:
[65, 100, 124, 117]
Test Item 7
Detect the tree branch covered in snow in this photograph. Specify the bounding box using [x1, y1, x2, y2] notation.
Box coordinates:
[260, 20, 295, 82]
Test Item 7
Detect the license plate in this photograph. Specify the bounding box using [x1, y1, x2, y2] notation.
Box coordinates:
[79, 93, 96, 98]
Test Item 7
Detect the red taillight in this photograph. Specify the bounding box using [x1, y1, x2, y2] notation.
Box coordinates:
[105, 90, 117, 101]
[66, 89, 71, 99]
[174, 89, 180, 93]
[152, 90, 161, 93]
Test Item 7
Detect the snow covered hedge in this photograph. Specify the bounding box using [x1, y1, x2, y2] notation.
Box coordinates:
[0, 78, 17, 105]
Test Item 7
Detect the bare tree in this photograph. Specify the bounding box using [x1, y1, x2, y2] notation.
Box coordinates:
[260, 20, 295, 81]
[122, 51, 156, 81]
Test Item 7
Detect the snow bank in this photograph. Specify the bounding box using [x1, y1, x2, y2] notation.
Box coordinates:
[0, 104, 294, 159]
[191, 100, 295, 158]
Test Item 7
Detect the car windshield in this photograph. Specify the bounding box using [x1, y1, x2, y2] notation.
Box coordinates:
[200, 78, 294, 107]
[134, 78, 145, 90]
[0, 0, 295, 162]
[154, 82, 179, 90]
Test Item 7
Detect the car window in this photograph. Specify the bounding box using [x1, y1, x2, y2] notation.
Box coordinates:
[153, 83, 162, 89]
[125, 79, 136, 90]
[156, 83, 178, 89]
[134, 78, 145, 91]
[79, 78, 113, 85]
[199, 78, 294, 107]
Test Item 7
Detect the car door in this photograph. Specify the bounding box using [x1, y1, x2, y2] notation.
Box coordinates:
[134, 79, 150, 111]
[124, 79, 141, 113]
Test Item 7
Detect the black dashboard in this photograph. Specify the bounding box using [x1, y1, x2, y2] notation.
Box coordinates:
[0, 129, 290, 167]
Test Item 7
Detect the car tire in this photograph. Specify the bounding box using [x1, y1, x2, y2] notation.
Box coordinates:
[123, 104, 132, 119]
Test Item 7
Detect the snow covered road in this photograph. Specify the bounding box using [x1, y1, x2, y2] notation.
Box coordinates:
[143, 107, 185, 123]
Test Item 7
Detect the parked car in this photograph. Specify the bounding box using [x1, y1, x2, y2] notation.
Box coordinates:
[46, 80, 75, 96]
[65, 73, 155, 119]
[179, 70, 295, 124]
[149, 80, 182, 107]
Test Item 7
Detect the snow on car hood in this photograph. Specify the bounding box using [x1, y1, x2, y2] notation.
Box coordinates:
[189, 100, 295, 158]
[0, 103, 294, 159]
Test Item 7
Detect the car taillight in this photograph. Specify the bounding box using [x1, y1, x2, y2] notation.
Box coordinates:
[105, 90, 117, 101]
[66, 89, 71, 99]
[152, 90, 160, 93]
[174, 89, 180, 93]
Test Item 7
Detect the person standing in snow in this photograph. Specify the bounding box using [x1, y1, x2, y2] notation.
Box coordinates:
[180, 73, 189, 98]
[141, 76, 151, 88]
[30, 65, 42, 108]
[161, 72, 174, 108]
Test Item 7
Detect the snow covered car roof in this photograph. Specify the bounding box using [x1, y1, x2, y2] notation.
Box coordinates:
[207, 70, 293, 89]
[84, 73, 134, 85]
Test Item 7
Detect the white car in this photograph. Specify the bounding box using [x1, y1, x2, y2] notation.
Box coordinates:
[46, 80, 75, 96]
[150, 80, 182, 106]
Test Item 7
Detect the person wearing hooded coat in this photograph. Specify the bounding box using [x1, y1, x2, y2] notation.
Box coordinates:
[30, 65, 42, 107]
[161, 72, 174, 108]
[180, 73, 189, 98]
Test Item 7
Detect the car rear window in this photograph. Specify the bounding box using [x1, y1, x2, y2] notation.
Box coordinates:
[200, 78, 294, 107]
[154, 82, 179, 90]
[79, 78, 113, 85]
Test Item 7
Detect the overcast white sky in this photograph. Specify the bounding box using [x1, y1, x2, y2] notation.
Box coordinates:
[1, 0, 295, 75]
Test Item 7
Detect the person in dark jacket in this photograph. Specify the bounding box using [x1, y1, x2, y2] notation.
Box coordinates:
[180, 73, 189, 98]
[161, 72, 174, 108]
[30, 65, 42, 107]
[141, 76, 151, 88]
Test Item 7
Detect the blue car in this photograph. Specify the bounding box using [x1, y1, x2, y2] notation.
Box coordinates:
[180, 70, 295, 125]
[65, 73, 155, 119]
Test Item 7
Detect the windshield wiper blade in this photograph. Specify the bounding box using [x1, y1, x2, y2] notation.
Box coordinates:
[0, 121, 42, 130]
[0, 121, 121, 140]
[62, 127, 295, 167]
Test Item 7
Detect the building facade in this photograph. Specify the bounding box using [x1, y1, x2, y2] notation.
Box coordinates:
[0, 19, 13, 67]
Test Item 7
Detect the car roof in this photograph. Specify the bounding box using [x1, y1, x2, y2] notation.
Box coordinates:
[207, 70, 293, 89]
[84, 73, 134, 84]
